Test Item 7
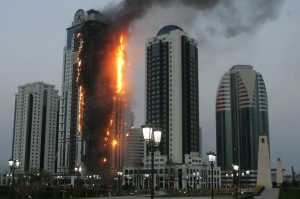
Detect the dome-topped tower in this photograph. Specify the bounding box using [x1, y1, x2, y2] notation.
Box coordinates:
[146, 25, 199, 164]
[157, 25, 183, 36]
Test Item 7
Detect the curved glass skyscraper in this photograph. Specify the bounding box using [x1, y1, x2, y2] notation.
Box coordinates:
[216, 65, 269, 171]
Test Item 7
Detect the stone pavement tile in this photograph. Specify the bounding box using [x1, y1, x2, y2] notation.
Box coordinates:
[254, 188, 279, 199]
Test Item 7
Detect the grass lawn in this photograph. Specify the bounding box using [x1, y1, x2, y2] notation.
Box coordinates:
[279, 188, 300, 199]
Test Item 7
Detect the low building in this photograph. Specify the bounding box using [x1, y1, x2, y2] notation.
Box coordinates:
[122, 152, 221, 191]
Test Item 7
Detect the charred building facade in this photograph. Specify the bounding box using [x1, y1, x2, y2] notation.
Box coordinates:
[57, 9, 127, 178]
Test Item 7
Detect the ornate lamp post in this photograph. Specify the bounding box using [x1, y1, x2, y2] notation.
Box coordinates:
[128, 175, 133, 194]
[225, 173, 229, 189]
[117, 171, 123, 196]
[74, 165, 82, 199]
[141, 124, 162, 199]
[233, 164, 239, 199]
[193, 172, 200, 196]
[186, 176, 189, 192]
[207, 151, 216, 199]
[8, 159, 20, 189]
[241, 172, 244, 195]
[246, 170, 250, 194]
[145, 174, 150, 190]
[200, 176, 202, 190]
[6, 174, 12, 188]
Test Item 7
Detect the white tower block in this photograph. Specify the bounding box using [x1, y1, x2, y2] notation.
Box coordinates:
[276, 158, 284, 187]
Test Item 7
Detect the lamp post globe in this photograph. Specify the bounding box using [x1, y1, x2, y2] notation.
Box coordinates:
[8, 159, 13, 167]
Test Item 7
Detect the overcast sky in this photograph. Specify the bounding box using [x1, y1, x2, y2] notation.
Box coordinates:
[0, 0, 299, 174]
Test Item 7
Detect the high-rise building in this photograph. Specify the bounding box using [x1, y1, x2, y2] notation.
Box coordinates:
[109, 102, 133, 174]
[216, 65, 269, 171]
[123, 127, 145, 167]
[57, 9, 112, 174]
[57, 9, 129, 181]
[12, 82, 59, 173]
[145, 25, 201, 164]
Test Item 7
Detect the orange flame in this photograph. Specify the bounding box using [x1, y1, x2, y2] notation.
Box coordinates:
[116, 35, 125, 93]
[102, 34, 127, 151]
[112, 139, 118, 146]
[78, 86, 84, 134]
[76, 33, 83, 84]
[76, 32, 84, 135]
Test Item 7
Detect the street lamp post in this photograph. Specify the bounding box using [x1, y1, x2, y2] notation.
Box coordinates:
[233, 164, 239, 199]
[8, 158, 20, 194]
[92, 175, 100, 193]
[141, 124, 162, 199]
[200, 176, 202, 190]
[193, 172, 199, 196]
[186, 176, 189, 192]
[117, 171, 122, 196]
[246, 170, 250, 194]
[145, 174, 149, 190]
[6, 174, 12, 188]
[225, 173, 229, 189]
[207, 151, 216, 199]
[74, 165, 82, 199]
[125, 174, 132, 194]
[241, 172, 244, 196]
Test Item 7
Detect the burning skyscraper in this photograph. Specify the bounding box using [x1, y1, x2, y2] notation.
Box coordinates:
[57, 9, 130, 182]
[54, 0, 282, 183]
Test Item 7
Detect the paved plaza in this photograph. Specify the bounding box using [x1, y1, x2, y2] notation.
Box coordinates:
[254, 188, 279, 199]
[82, 197, 214, 199]
[80, 188, 279, 199]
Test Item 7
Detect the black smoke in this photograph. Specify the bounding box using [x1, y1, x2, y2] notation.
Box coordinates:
[102, 0, 284, 38]
[103, 0, 221, 35]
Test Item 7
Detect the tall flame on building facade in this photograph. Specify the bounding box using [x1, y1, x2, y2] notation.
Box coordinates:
[116, 35, 125, 94]
[108, 34, 128, 175]
[76, 33, 84, 136]
[58, 9, 134, 182]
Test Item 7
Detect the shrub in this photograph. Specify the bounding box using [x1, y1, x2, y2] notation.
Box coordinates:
[252, 185, 264, 196]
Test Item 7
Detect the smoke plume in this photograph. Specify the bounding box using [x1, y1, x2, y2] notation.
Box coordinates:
[99, 0, 285, 126]
[102, 0, 284, 39]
